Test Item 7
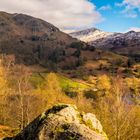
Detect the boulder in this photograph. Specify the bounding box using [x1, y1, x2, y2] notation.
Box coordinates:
[4, 104, 108, 140]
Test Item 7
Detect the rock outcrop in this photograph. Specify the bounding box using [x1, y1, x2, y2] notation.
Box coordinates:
[4, 104, 108, 140]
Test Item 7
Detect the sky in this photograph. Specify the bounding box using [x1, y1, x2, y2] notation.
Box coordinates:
[93, 0, 140, 32]
[0, 0, 140, 33]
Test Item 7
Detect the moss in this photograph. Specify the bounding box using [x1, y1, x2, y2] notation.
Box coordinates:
[53, 124, 70, 134]
[56, 131, 82, 140]
[85, 119, 93, 129]
[50, 124, 70, 139]
[46, 104, 68, 115]
[51, 123, 82, 140]
[39, 112, 46, 121]
[84, 119, 101, 134]
[54, 127, 65, 133]
[61, 124, 70, 130]
[77, 113, 84, 124]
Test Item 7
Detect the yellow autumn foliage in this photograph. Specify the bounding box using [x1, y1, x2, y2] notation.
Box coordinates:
[0, 65, 7, 93]
[125, 77, 140, 95]
[96, 75, 111, 94]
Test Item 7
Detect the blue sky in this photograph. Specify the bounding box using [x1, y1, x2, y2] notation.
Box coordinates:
[92, 0, 140, 32]
[0, 0, 140, 32]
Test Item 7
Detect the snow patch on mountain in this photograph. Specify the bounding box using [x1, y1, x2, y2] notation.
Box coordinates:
[70, 28, 114, 43]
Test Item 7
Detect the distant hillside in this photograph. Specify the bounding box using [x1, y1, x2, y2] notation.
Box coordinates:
[70, 28, 140, 61]
[0, 11, 78, 65]
[0, 12, 128, 71]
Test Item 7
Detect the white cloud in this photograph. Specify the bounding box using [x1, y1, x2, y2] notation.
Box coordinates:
[122, 6, 138, 18]
[0, 0, 102, 31]
[123, 0, 140, 7]
[99, 5, 112, 11]
[61, 29, 76, 33]
[116, 0, 140, 18]
[127, 27, 140, 32]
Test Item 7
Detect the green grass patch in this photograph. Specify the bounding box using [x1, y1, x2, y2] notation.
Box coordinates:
[29, 72, 47, 88]
[30, 72, 90, 92]
[58, 75, 89, 92]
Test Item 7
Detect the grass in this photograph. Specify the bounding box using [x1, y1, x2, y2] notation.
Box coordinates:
[0, 125, 18, 139]
[30, 72, 90, 92]
[58, 75, 89, 92]
[30, 72, 46, 88]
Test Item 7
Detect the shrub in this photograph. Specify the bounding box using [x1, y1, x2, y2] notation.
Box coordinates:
[65, 91, 78, 98]
[84, 90, 98, 100]
[69, 42, 84, 49]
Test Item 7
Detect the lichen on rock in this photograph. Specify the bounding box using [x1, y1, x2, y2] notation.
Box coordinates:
[3, 104, 108, 140]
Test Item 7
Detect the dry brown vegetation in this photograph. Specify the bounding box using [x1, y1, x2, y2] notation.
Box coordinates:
[0, 11, 140, 140]
[0, 57, 140, 140]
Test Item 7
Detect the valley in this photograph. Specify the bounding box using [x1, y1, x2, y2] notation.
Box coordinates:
[0, 11, 140, 140]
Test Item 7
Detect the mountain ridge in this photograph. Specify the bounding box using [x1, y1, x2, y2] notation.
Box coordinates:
[0, 11, 128, 71]
[70, 27, 113, 43]
[0, 11, 78, 66]
[70, 28, 140, 61]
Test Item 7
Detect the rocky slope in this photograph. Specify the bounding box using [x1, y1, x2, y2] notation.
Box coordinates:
[70, 29, 140, 61]
[3, 104, 108, 140]
[0, 11, 127, 70]
[0, 11, 78, 65]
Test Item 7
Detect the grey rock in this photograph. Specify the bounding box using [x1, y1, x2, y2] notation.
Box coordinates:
[4, 104, 108, 140]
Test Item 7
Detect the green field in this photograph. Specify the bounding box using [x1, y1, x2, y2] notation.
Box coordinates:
[30, 72, 90, 92]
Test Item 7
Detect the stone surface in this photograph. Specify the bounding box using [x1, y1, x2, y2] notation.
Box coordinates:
[4, 104, 108, 140]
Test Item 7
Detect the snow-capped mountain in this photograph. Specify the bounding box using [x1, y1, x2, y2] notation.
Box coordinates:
[70, 28, 140, 61]
[70, 28, 113, 43]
